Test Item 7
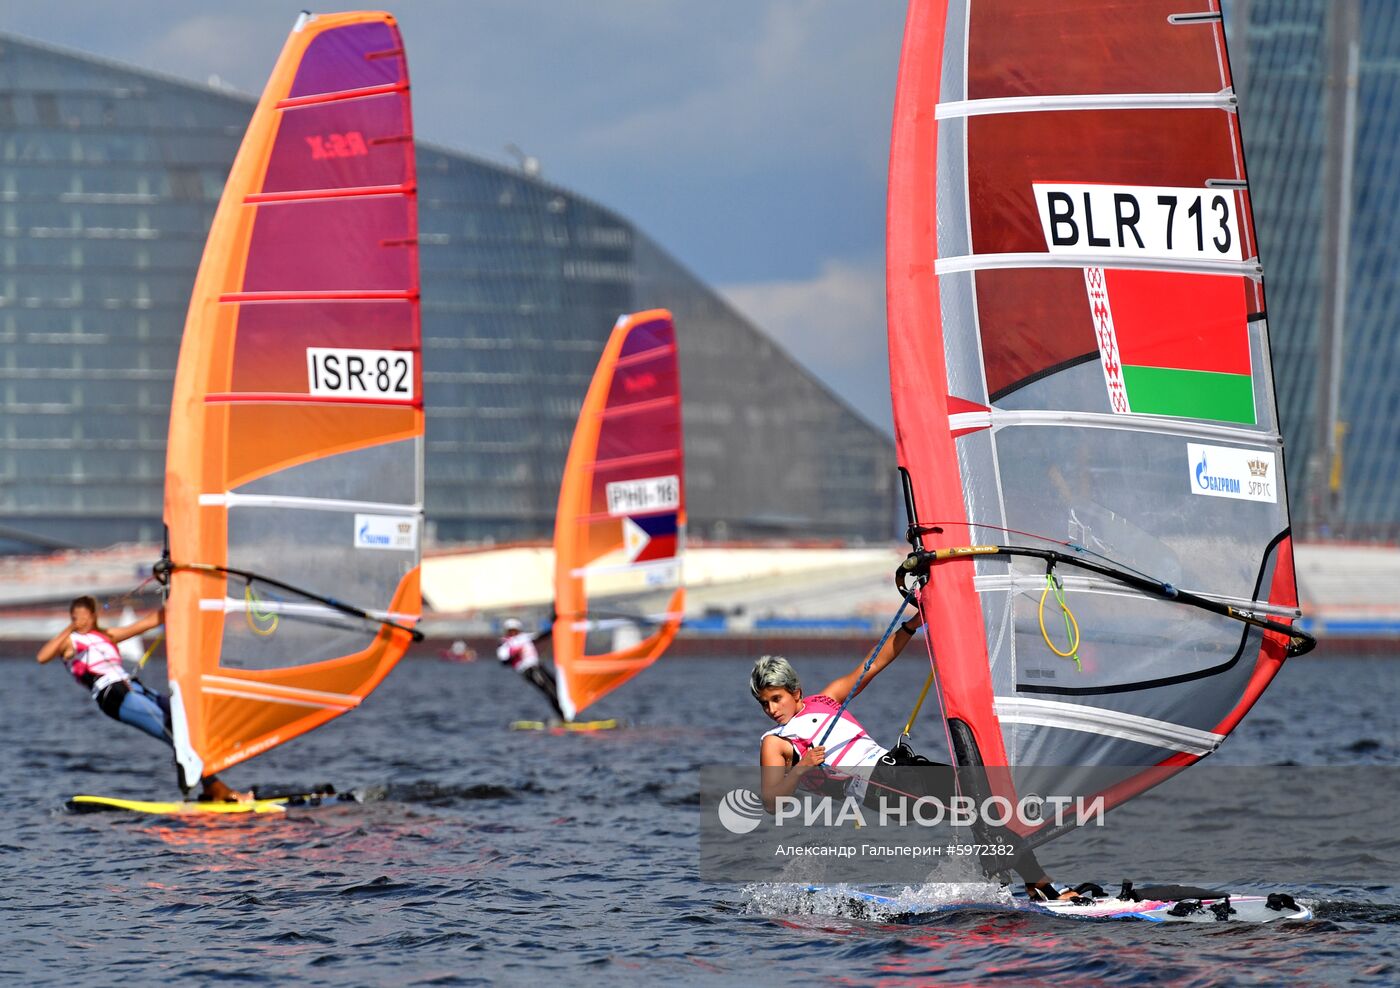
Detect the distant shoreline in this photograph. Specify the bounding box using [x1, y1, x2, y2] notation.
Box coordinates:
[3, 633, 1396, 659]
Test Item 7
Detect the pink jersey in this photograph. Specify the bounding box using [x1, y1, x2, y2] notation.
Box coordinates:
[68, 630, 128, 695]
[763, 694, 887, 769]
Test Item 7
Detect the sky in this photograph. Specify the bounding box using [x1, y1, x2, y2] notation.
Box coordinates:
[0, 1, 907, 432]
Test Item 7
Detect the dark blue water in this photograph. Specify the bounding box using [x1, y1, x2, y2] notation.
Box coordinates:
[2, 648, 1396, 986]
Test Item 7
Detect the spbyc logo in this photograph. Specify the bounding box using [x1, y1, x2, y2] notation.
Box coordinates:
[717, 788, 765, 834]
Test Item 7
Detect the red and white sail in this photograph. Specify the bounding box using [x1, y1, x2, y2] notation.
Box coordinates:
[887, 1, 1303, 836]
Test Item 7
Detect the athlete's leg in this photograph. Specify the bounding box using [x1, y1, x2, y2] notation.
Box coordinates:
[524, 665, 566, 720]
[143, 681, 173, 732]
[116, 681, 174, 745]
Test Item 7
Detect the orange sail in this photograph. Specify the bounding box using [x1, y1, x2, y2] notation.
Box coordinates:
[552, 311, 685, 721]
[163, 11, 422, 788]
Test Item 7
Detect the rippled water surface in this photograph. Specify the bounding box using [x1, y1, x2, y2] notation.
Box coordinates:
[3, 649, 1397, 986]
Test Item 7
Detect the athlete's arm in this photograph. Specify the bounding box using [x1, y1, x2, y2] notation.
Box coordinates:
[36, 621, 76, 664]
[759, 734, 826, 814]
[818, 619, 922, 704]
[108, 607, 164, 644]
[531, 612, 555, 644]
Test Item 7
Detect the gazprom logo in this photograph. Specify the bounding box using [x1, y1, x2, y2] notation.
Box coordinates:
[1194, 451, 1240, 495]
[358, 522, 391, 546]
[1187, 443, 1277, 503]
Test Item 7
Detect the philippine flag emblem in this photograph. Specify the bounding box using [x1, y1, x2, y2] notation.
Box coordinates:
[622, 513, 679, 563]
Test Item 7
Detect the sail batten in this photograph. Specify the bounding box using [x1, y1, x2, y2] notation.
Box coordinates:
[935, 90, 1236, 118]
[246, 184, 414, 203]
[888, 0, 1304, 839]
[277, 81, 408, 109]
[164, 11, 421, 789]
[219, 290, 417, 302]
[933, 253, 1261, 277]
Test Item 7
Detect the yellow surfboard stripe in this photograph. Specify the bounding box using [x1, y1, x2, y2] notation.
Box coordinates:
[68, 794, 295, 815]
[509, 719, 621, 733]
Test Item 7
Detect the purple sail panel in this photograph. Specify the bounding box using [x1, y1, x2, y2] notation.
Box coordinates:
[596, 316, 680, 463]
[592, 450, 683, 485]
[604, 352, 678, 411]
[242, 198, 414, 293]
[619, 318, 673, 358]
[230, 301, 418, 394]
[288, 22, 404, 99]
[595, 399, 681, 463]
[262, 94, 409, 193]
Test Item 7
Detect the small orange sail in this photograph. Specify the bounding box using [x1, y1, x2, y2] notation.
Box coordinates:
[163, 11, 422, 788]
[552, 310, 685, 721]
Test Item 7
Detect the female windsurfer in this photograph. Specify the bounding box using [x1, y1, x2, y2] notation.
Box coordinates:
[753, 620, 1076, 901]
[496, 617, 565, 720]
[37, 595, 244, 802]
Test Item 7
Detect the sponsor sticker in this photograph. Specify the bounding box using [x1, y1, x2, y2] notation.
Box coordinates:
[606, 475, 680, 516]
[307, 348, 415, 400]
[644, 562, 680, 587]
[354, 513, 419, 551]
[1187, 443, 1277, 503]
[1033, 183, 1243, 262]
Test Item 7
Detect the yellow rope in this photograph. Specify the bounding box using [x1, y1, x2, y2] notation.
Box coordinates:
[245, 583, 279, 637]
[136, 630, 164, 669]
[900, 671, 937, 738]
[1038, 572, 1082, 670]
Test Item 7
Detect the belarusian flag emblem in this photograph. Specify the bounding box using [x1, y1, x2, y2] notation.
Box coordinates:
[1084, 267, 1255, 425]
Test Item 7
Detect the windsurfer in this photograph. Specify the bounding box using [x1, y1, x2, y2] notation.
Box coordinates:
[753, 622, 1075, 900]
[37, 595, 245, 802]
[497, 618, 565, 720]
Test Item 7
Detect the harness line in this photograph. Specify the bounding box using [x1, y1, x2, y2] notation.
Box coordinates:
[899, 669, 937, 741]
[163, 560, 424, 641]
[136, 631, 164, 670]
[816, 587, 917, 749]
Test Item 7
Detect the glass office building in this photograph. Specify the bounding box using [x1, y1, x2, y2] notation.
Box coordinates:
[0, 34, 896, 552]
[1229, 0, 1400, 538]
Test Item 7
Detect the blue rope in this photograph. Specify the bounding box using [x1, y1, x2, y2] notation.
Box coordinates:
[816, 587, 918, 748]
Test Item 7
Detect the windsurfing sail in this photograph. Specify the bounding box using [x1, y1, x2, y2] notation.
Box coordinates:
[116, 605, 144, 665]
[552, 310, 685, 721]
[163, 11, 422, 789]
[886, 0, 1314, 845]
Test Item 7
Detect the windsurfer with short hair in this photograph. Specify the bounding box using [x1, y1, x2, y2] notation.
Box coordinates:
[752, 621, 1076, 901]
[37, 595, 244, 803]
[497, 617, 565, 720]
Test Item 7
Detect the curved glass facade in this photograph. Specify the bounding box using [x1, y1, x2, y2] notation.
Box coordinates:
[1229, 0, 1400, 539]
[0, 34, 896, 552]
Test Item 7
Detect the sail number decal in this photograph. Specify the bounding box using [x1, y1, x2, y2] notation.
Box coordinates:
[606, 475, 680, 516]
[1187, 443, 1277, 503]
[306, 131, 369, 160]
[1033, 183, 1243, 262]
[307, 348, 414, 400]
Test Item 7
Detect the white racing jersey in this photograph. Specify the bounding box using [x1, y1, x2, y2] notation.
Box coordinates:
[763, 694, 888, 801]
[68, 630, 129, 696]
[496, 632, 540, 672]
